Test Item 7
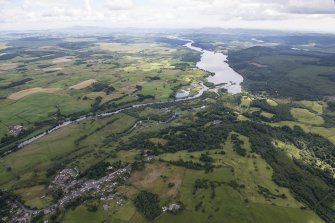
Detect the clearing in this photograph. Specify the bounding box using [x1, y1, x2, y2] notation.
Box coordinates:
[52, 57, 73, 64]
[128, 162, 184, 198]
[69, 79, 97, 90]
[291, 108, 324, 125]
[8, 87, 62, 100]
[0, 63, 17, 71]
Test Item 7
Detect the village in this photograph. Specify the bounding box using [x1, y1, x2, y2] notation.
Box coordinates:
[11, 164, 132, 223]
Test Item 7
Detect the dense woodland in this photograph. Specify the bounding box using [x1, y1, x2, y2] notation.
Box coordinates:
[228, 46, 335, 99]
[134, 191, 162, 220]
[122, 102, 335, 222]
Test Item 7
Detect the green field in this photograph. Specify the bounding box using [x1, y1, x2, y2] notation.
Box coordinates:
[154, 133, 323, 223]
[15, 185, 53, 209]
[1, 33, 335, 223]
[0, 113, 137, 189]
[291, 108, 324, 125]
[0, 36, 206, 144]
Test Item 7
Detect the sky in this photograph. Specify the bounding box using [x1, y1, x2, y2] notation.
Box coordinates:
[0, 0, 335, 32]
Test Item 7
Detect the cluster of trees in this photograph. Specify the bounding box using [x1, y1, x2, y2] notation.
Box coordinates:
[154, 37, 187, 46]
[121, 102, 335, 222]
[327, 101, 335, 112]
[0, 77, 33, 89]
[45, 162, 64, 178]
[0, 190, 16, 222]
[173, 62, 190, 71]
[228, 45, 335, 100]
[318, 73, 335, 82]
[49, 188, 64, 202]
[0, 53, 19, 60]
[58, 41, 93, 50]
[249, 99, 293, 122]
[323, 113, 335, 128]
[193, 179, 216, 198]
[195, 201, 204, 212]
[234, 123, 335, 222]
[91, 96, 102, 111]
[80, 162, 110, 180]
[134, 191, 161, 220]
[90, 82, 115, 95]
[165, 159, 204, 170]
[123, 104, 234, 154]
[1, 134, 17, 145]
[137, 94, 155, 102]
[199, 153, 213, 163]
[257, 185, 287, 200]
[132, 161, 145, 171]
[310, 54, 335, 67]
[231, 134, 246, 156]
[180, 51, 201, 64]
[199, 153, 214, 173]
[193, 178, 245, 199]
[146, 76, 161, 81]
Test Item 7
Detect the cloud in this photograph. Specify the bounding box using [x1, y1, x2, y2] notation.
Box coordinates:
[0, 0, 335, 32]
[284, 0, 335, 14]
[105, 0, 134, 11]
[85, 0, 92, 12]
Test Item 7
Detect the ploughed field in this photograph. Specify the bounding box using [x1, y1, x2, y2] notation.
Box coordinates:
[1, 32, 335, 223]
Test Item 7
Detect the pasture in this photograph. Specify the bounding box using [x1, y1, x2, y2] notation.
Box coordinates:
[156, 133, 324, 223]
[298, 100, 324, 114]
[0, 63, 17, 71]
[0, 113, 137, 189]
[8, 87, 62, 100]
[15, 185, 52, 209]
[0, 33, 333, 223]
[69, 79, 97, 90]
[291, 108, 324, 125]
[0, 35, 207, 142]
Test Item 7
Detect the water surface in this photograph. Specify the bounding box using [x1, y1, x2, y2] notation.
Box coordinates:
[185, 42, 243, 94]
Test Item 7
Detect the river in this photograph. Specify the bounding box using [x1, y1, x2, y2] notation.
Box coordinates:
[184, 41, 243, 94]
[3, 39, 243, 155]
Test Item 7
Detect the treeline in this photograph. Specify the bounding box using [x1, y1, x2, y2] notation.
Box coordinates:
[248, 99, 293, 122]
[80, 162, 110, 179]
[134, 191, 162, 220]
[90, 82, 115, 95]
[121, 102, 335, 222]
[137, 94, 155, 102]
[228, 46, 335, 100]
[0, 78, 33, 89]
[0, 53, 19, 60]
[154, 37, 187, 47]
[123, 104, 235, 154]
[231, 134, 246, 156]
[164, 159, 204, 170]
[0, 190, 17, 222]
[193, 179, 246, 200]
[58, 41, 94, 50]
[234, 122, 335, 222]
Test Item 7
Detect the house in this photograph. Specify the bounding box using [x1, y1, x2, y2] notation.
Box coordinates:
[8, 125, 24, 135]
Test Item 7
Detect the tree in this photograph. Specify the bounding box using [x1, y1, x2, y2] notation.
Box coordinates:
[134, 191, 161, 220]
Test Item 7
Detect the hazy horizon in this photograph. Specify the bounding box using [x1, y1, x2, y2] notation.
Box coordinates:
[1, 0, 335, 33]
